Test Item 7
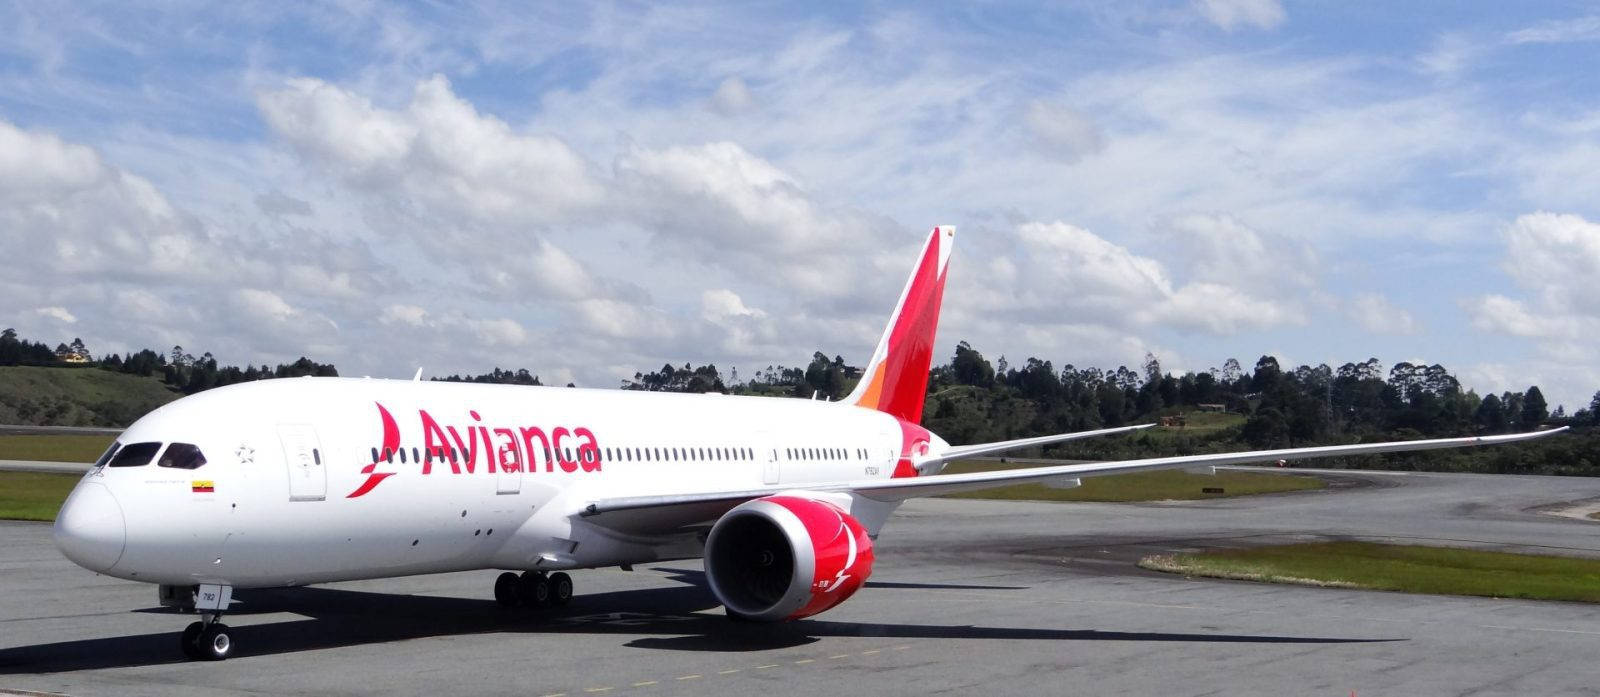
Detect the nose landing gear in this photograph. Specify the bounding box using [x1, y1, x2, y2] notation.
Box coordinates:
[172, 583, 235, 660]
[492, 570, 574, 608]
[181, 615, 232, 660]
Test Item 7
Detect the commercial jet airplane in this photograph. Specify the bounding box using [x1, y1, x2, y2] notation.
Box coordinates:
[54, 226, 1563, 660]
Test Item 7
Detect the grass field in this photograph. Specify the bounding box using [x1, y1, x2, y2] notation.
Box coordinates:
[0, 434, 115, 463]
[939, 460, 1323, 502]
[0, 471, 81, 522]
[1141, 541, 1600, 603]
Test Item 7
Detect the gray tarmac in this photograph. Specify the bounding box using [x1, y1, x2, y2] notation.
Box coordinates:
[4, 469, 1600, 696]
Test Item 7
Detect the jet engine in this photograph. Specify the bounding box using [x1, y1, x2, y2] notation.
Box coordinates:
[703, 495, 874, 621]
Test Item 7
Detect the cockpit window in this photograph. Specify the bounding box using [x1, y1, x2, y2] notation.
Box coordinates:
[93, 443, 122, 469]
[158, 443, 207, 470]
[107, 442, 162, 467]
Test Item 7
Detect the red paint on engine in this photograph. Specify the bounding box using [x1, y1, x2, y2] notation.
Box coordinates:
[763, 495, 875, 619]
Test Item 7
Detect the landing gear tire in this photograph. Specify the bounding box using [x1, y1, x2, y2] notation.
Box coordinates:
[518, 571, 551, 608]
[548, 572, 573, 606]
[196, 624, 233, 661]
[181, 621, 232, 660]
[180, 621, 204, 659]
[494, 572, 521, 607]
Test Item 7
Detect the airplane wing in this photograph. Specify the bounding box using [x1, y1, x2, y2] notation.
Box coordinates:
[921, 423, 1153, 470]
[579, 428, 1568, 528]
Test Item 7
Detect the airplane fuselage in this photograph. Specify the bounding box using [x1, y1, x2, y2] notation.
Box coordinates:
[56, 377, 935, 588]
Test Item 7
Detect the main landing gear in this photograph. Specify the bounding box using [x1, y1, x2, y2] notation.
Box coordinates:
[494, 570, 574, 608]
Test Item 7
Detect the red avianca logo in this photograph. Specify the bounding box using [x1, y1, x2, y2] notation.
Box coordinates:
[347, 402, 603, 498]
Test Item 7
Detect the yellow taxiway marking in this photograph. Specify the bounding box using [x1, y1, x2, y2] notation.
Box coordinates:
[862, 649, 881, 655]
[755, 663, 780, 669]
[893, 645, 911, 650]
[583, 689, 613, 694]
[794, 658, 815, 664]
[631, 681, 658, 687]
[829, 654, 850, 659]
[717, 669, 741, 674]
[539, 694, 566, 697]
[675, 675, 701, 681]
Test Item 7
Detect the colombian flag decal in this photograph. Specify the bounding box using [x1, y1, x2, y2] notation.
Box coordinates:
[192, 480, 215, 493]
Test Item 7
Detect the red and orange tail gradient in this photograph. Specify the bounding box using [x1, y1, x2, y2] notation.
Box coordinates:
[843, 226, 955, 424]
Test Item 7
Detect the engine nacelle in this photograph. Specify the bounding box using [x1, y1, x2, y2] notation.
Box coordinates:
[703, 495, 874, 622]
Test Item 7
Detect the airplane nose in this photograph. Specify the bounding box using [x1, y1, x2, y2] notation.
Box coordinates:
[54, 482, 126, 572]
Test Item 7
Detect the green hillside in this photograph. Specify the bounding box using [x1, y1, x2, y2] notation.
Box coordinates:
[0, 366, 180, 427]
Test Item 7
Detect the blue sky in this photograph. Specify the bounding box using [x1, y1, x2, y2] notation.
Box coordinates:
[2, 1, 1599, 410]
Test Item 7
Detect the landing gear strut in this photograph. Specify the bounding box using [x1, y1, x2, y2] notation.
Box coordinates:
[175, 583, 235, 660]
[493, 570, 574, 608]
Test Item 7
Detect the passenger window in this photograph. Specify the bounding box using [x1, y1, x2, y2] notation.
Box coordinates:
[158, 443, 208, 469]
[313, 448, 322, 465]
[93, 443, 122, 469]
[370, 447, 380, 463]
[108, 442, 162, 467]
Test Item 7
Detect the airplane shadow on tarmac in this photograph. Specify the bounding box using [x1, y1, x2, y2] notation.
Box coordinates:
[0, 568, 1398, 673]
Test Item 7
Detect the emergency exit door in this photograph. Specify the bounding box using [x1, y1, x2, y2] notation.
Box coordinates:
[279, 424, 326, 501]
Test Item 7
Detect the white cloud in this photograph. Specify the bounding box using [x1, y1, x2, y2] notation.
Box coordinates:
[230, 288, 301, 324]
[711, 77, 756, 116]
[1195, 0, 1286, 31]
[257, 75, 603, 224]
[701, 288, 766, 322]
[1023, 101, 1104, 162]
[1348, 293, 1421, 335]
[33, 306, 77, 324]
[1506, 16, 1600, 45]
[380, 304, 428, 327]
[966, 221, 1301, 337]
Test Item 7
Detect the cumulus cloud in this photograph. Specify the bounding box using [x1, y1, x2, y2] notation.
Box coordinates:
[34, 306, 77, 324]
[1157, 213, 1316, 294]
[257, 75, 603, 223]
[1464, 212, 1600, 409]
[1195, 0, 1286, 31]
[966, 220, 1302, 337]
[1348, 293, 1420, 335]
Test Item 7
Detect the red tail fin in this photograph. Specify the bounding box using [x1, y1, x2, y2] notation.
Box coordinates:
[843, 226, 954, 424]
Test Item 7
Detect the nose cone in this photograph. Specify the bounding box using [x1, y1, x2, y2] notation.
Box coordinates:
[54, 482, 126, 572]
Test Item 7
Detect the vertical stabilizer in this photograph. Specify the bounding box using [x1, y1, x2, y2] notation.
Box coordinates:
[843, 226, 955, 424]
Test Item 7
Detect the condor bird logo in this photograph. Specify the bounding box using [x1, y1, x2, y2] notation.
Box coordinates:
[346, 402, 401, 498]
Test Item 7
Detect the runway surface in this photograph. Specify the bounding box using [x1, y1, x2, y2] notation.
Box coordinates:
[4, 469, 1600, 696]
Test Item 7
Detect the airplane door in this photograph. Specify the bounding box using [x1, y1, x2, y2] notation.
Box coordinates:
[495, 439, 521, 495]
[758, 430, 780, 485]
[279, 424, 326, 502]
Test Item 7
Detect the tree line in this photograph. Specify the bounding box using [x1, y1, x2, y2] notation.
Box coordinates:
[6, 327, 1595, 474]
[1, 328, 338, 395]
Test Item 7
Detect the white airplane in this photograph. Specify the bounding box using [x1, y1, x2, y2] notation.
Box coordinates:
[54, 226, 1564, 660]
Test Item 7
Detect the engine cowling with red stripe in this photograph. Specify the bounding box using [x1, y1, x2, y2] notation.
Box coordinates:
[703, 495, 874, 621]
